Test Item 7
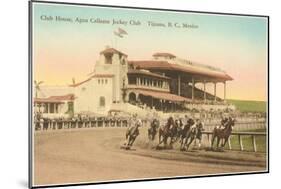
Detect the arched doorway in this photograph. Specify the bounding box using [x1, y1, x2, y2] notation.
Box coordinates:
[128, 92, 136, 104]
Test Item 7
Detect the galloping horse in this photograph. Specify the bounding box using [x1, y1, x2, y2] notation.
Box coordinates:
[158, 117, 177, 148]
[174, 119, 184, 142]
[124, 119, 142, 149]
[179, 118, 194, 150]
[192, 121, 205, 149]
[211, 117, 235, 150]
[148, 119, 160, 141]
[181, 119, 204, 151]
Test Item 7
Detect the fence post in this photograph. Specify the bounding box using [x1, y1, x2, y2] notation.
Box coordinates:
[207, 133, 212, 146]
[252, 135, 257, 152]
[228, 136, 232, 150]
[238, 135, 244, 151]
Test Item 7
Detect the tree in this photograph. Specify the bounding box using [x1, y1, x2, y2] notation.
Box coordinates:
[34, 80, 44, 98]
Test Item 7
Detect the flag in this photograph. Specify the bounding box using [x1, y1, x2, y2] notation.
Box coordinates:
[118, 27, 128, 35]
[114, 31, 123, 38]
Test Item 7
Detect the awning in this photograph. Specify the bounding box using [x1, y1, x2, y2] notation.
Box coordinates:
[132, 89, 190, 102]
[34, 94, 75, 103]
[128, 60, 233, 81]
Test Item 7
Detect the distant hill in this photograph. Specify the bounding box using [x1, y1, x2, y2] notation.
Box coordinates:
[227, 99, 267, 113]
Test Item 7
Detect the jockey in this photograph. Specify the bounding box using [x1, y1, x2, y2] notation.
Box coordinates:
[151, 118, 158, 130]
[220, 116, 229, 129]
[124, 119, 142, 147]
[190, 119, 197, 130]
[196, 119, 204, 134]
[179, 118, 185, 130]
[129, 114, 137, 127]
[132, 119, 142, 137]
[136, 119, 142, 127]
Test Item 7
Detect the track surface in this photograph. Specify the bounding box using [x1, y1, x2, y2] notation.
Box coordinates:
[34, 128, 266, 186]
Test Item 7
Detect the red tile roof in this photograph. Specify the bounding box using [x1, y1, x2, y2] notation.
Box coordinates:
[69, 74, 114, 87]
[91, 74, 114, 78]
[127, 69, 170, 80]
[69, 78, 92, 87]
[131, 89, 190, 102]
[100, 48, 128, 57]
[153, 52, 176, 58]
[34, 94, 75, 103]
[128, 60, 233, 81]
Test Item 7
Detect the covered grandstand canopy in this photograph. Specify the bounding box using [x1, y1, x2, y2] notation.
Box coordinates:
[130, 89, 190, 102]
[129, 60, 233, 81]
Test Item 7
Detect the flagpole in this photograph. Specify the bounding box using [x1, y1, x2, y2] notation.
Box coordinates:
[113, 28, 128, 49]
[115, 36, 117, 49]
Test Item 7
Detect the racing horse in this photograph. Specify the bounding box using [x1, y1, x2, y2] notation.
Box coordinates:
[157, 117, 178, 149]
[181, 119, 205, 151]
[173, 119, 184, 142]
[179, 118, 195, 151]
[148, 118, 160, 141]
[181, 119, 204, 151]
[191, 121, 205, 149]
[123, 119, 142, 149]
[211, 117, 235, 150]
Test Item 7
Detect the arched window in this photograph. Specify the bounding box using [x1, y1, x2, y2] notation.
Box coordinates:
[99, 96, 105, 107]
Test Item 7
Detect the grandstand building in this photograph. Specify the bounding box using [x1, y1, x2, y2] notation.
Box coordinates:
[34, 47, 234, 117]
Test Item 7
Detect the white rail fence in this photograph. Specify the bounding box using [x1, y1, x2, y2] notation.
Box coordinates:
[34, 118, 266, 132]
[203, 131, 266, 152]
[203, 121, 266, 131]
[33, 119, 267, 153]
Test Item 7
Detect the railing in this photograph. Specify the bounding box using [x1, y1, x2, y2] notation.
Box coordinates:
[34, 119, 128, 131]
[204, 121, 266, 131]
[203, 131, 266, 152]
[34, 119, 149, 131]
[127, 84, 169, 92]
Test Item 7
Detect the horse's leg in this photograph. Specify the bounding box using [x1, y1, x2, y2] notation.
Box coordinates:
[124, 132, 130, 146]
[211, 133, 216, 149]
[186, 136, 194, 151]
[169, 137, 174, 149]
[152, 131, 156, 141]
[180, 136, 184, 150]
[183, 135, 189, 150]
[129, 136, 137, 147]
[194, 138, 197, 147]
[158, 132, 164, 147]
[221, 138, 225, 148]
[163, 137, 167, 149]
[216, 137, 220, 149]
[222, 137, 229, 148]
[211, 134, 215, 149]
[198, 137, 202, 149]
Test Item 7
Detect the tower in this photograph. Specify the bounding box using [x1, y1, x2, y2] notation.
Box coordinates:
[94, 47, 128, 103]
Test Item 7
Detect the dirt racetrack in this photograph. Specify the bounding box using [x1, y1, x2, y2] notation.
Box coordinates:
[33, 127, 267, 186]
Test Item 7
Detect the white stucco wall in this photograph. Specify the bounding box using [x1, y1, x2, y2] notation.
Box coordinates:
[95, 53, 128, 103]
[74, 77, 114, 115]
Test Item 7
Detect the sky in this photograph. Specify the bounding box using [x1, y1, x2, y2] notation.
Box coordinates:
[32, 2, 268, 101]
